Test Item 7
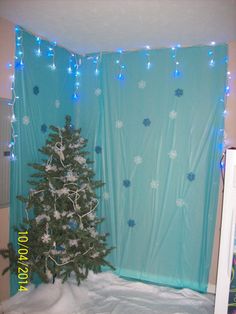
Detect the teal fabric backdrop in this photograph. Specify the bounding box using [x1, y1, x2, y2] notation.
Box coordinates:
[77, 45, 227, 292]
[11, 27, 227, 295]
[10, 29, 75, 295]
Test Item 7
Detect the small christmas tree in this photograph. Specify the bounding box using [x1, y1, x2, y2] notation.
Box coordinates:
[1, 115, 114, 285]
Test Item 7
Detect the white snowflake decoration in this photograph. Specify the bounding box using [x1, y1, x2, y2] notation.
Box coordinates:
[103, 192, 110, 200]
[22, 116, 30, 125]
[56, 187, 70, 197]
[61, 256, 71, 263]
[87, 212, 96, 220]
[95, 88, 102, 96]
[176, 199, 185, 207]
[54, 99, 60, 108]
[35, 214, 50, 224]
[88, 227, 98, 238]
[41, 233, 51, 243]
[66, 170, 78, 182]
[74, 156, 86, 164]
[45, 164, 57, 172]
[115, 120, 123, 129]
[150, 180, 160, 189]
[134, 155, 143, 165]
[53, 210, 61, 220]
[91, 252, 100, 258]
[168, 150, 177, 159]
[69, 239, 78, 247]
[138, 80, 146, 89]
[169, 110, 177, 120]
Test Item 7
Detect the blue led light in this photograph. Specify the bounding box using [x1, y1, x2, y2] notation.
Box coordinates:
[225, 86, 230, 96]
[73, 92, 80, 100]
[173, 69, 181, 78]
[117, 73, 124, 80]
[67, 66, 72, 74]
[147, 61, 151, 70]
[220, 160, 224, 169]
[95, 68, 99, 76]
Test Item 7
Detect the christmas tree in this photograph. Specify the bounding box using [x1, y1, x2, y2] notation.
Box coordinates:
[1, 115, 114, 285]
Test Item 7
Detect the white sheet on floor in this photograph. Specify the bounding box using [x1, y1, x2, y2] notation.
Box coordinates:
[0, 272, 214, 314]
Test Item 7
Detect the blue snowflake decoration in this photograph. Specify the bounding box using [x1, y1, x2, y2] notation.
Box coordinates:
[33, 86, 39, 95]
[41, 124, 47, 133]
[95, 146, 102, 154]
[175, 88, 183, 97]
[123, 179, 131, 188]
[68, 219, 78, 230]
[143, 118, 151, 127]
[187, 172, 195, 181]
[128, 219, 136, 227]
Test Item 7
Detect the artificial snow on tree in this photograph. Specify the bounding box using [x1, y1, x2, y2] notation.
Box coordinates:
[1, 115, 114, 285]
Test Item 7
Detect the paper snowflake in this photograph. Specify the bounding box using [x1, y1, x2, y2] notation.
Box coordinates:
[54, 99, 60, 108]
[95, 88, 102, 96]
[150, 180, 160, 189]
[95, 146, 102, 154]
[175, 88, 183, 97]
[168, 150, 177, 159]
[116, 120, 123, 129]
[138, 80, 146, 89]
[176, 199, 185, 207]
[187, 172, 195, 181]
[123, 179, 131, 188]
[128, 219, 136, 227]
[103, 192, 110, 200]
[33, 86, 39, 95]
[22, 116, 30, 125]
[134, 156, 143, 165]
[143, 118, 151, 127]
[41, 124, 47, 133]
[169, 111, 177, 120]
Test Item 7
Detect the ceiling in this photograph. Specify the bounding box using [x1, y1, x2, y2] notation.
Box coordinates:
[0, 0, 236, 54]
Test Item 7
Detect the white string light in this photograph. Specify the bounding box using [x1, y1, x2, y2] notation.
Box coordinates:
[35, 37, 42, 57]
[171, 44, 181, 78]
[116, 49, 125, 80]
[48, 41, 56, 70]
[15, 26, 24, 69]
[73, 55, 81, 101]
[145, 45, 151, 70]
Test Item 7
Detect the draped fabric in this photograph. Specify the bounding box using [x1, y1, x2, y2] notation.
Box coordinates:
[10, 30, 75, 295]
[11, 27, 227, 295]
[78, 46, 227, 292]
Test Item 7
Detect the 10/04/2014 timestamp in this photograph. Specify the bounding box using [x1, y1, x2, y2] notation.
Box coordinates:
[18, 230, 29, 292]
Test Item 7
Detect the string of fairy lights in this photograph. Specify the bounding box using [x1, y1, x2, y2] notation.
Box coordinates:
[6, 26, 231, 161]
